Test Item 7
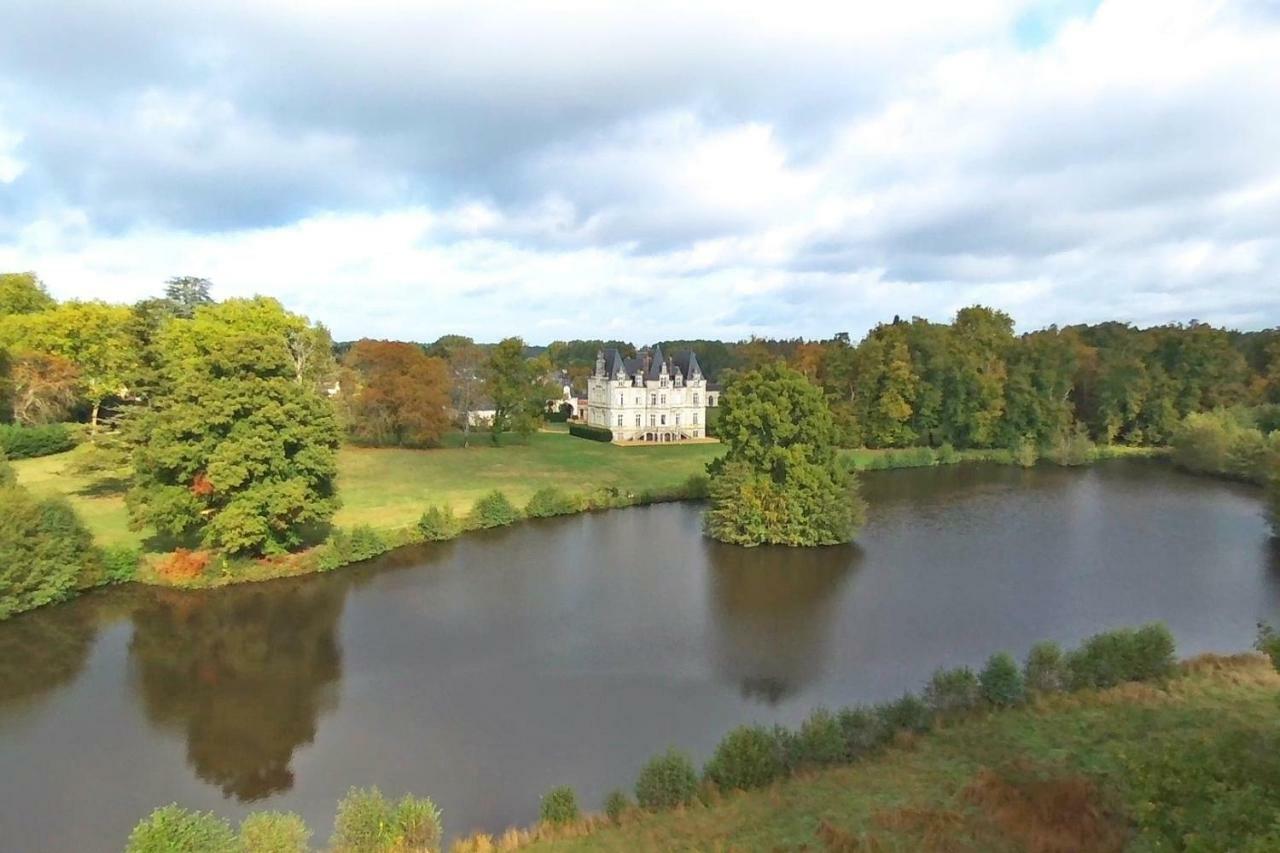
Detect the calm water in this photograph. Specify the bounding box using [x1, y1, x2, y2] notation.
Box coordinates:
[0, 460, 1276, 850]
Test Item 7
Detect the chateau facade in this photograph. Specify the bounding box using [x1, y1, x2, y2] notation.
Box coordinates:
[585, 346, 714, 442]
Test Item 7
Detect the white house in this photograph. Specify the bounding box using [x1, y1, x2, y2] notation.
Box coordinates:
[585, 346, 712, 442]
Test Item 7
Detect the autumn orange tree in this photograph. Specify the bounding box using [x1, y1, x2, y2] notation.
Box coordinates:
[340, 340, 451, 447]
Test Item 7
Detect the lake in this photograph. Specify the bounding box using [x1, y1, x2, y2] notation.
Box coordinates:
[0, 459, 1276, 850]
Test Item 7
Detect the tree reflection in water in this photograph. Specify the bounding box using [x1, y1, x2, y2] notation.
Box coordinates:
[705, 540, 859, 704]
[128, 579, 346, 801]
[0, 597, 105, 712]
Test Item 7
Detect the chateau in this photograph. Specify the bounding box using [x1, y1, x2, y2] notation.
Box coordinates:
[585, 345, 718, 443]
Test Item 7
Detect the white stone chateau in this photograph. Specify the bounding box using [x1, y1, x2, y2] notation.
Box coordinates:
[585, 345, 717, 443]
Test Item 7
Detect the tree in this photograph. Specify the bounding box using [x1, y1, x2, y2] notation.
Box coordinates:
[0, 301, 137, 432]
[485, 337, 554, 445]
[446, 338, 486, 447]
[704, 362, 865, 546]
[6, 351, 79, 424]
[340, 340, 451, 446]
[125, 297, 341, 556]
[0, 272, 55, 316]
[163, 276, 214, 318]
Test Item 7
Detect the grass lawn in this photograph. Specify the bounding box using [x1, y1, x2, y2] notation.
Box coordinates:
[506, 655, 1280, 852]
[10, 432, 724, 548]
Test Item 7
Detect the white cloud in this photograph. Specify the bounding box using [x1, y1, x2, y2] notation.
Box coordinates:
[0, 0, 1278, 342]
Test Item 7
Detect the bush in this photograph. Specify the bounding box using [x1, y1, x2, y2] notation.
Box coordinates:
[979, 652, 1026, 707]
[924, 666, 982, 717]
[101, 545, 141, 584]
[935, 442, 961, 465]
[331, 787, 441, 853]
[793, 708, 847, 768]
[1065, 623, 1176, 689]
[417, 506, 461, 541]
[877, 693, 932, 735]
[239, 811, 311, 853]
[1045, 426, 1096, 466]
[634, 748, 698, 811]
[0, 423, 76, 459]
[539, 786, 580, 826]
[1010, 437, 1038, 468]
[0, 449, 13, 488]
[350, 525, 390, 562]
[569, 423, 613, 442]
[837, 705, 889, 759]
[1256, 623, 1280, 673]
[468, 490, 521, 529]
[1024, 641, 1068, 693]
[603, 789, 631, 825]
[1, 485, 100, 619]
[703, 725, 783, 792]
[525, 486, 580, 519]
[126, 805, 237, 853]
[681, 473, 711, 499]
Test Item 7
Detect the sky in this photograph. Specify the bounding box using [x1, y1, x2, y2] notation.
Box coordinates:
[1, 0, 1278, 344]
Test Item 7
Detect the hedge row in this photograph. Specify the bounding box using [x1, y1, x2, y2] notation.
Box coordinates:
[569, 423, 613, 442]
[0, 423, 76, 459]
[533, 623, 1178, 829]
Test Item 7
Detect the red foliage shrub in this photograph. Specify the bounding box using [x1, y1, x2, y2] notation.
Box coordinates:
[157, 548, 210, 580]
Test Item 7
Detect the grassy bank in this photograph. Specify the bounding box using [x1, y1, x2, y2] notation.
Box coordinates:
[10, 435, 1170, 591]
[480, 654, 1280, 852]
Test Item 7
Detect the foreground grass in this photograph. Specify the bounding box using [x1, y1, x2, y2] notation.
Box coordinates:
[495, 655, 1279, 852]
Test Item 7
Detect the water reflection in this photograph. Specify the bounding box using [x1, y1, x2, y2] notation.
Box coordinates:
[0, 603, 101, 713]
[128, 581, 346, 801]
[705, 540, 859, 704]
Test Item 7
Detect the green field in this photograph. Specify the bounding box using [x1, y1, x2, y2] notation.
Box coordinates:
[10, 432, 725, 549]
[497, 655, 1280, 852]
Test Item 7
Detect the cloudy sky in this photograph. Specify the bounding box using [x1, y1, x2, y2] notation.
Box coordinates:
[1, 0, 1278, 343]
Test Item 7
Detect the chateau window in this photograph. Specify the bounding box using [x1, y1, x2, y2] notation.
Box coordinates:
[635, 396, 640, 405]
[660, 414, 667, 425]
[650, 393, 656, 405]
[635, 414, 641, 426]
[693, 412, 699, 425]
[693, 392, 700, 406]
[617, 414, 623, 427]
[660, 394, 666, 405]
[649, 414, 656, 427]
[675, 414, 681, 426]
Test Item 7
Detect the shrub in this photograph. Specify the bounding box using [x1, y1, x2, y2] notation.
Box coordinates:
[100, 545, 141, 584]
[1024, 641, 1068, 693]
[1256, 623, 1280, 673]
[416, 506, 460, 542]
[525, 486, 580, 518]
[979, 652, 1026, 707]
[156, 548, 210, 581]
[1, 485, 100, 619]
[837, 705, 889, 759]
[539, 786, 580, 826]
[793, 708, 846, 767]
[603, 789, 631, 825]
[634, 748, 698, 811]
[0, 450, 13, 488]
[126, 804, 238, 853]
[703, 725, 783, 791]
[568, 423, 613, 442]
[681, 473, 711, 499]
[349, 525, 390, 562]
[1045, 426, 1096, 466]
[0, 422, 76, 459]
[1010, 437, 1038, 468]
[924, 666, 982, 717]
[331, 787, 441, 853]
[1065, 623, 1175, 689]
[239, 811, 311, 853]
[1171, 411, 1238, 476]
[468, 490, 521, 529]
[877, 693, 932, 735]
[935, 442, 961, 465]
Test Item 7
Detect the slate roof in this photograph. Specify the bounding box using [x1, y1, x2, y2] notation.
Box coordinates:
[597, 346, 709, 384]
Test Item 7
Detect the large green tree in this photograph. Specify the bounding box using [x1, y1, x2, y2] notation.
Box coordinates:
[0, 272, 55, 316]
[1, 477, 100, 619]
[704, 362, 865, 547]
[125, 297, 341, 555]
[163, 276, 214, 318]
[485, 336, 555, 445]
